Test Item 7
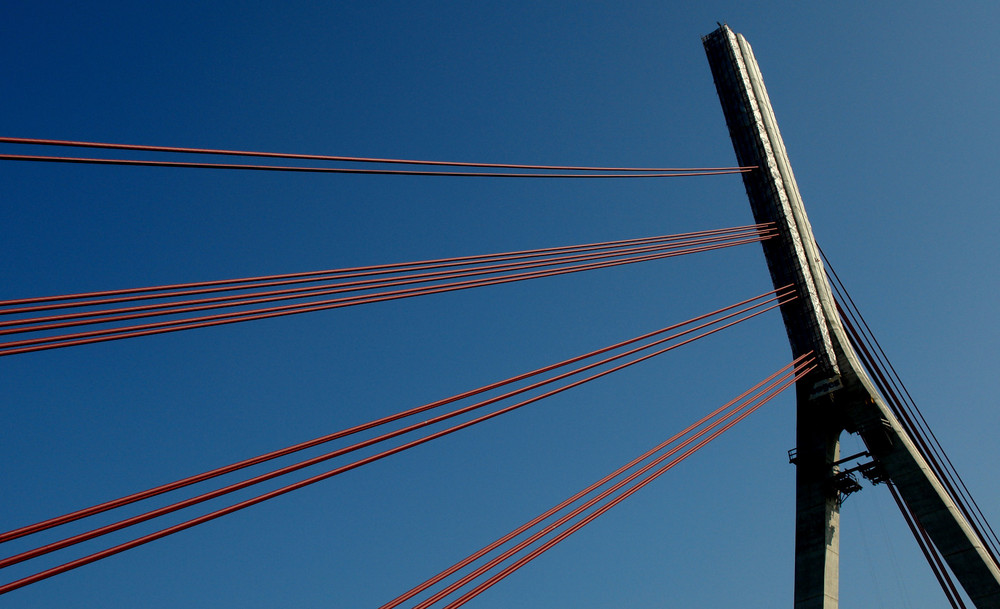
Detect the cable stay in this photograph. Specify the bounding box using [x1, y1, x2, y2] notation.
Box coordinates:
[0, 287, 795, 595]
[1, 225, 768, 310]
[0, 136, 755, 178]
[818, 248, 1000, 609]
[820, 249, 1000, 569]
[0, 224, 776, 356]
[887, 482, 969, 609]
[0, 136, 755, 172]
[839, 305, 1000, 564]
[1, 225, 767, 310]
[379, 355, 816, 609]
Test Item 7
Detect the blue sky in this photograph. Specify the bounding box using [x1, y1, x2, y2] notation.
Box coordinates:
[2, 3, 998, 608]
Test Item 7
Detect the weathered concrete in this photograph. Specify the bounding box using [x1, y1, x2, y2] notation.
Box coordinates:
[703, 24, 1000, 609]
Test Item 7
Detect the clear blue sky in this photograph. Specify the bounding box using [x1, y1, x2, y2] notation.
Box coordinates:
[2, 3, 998, 608]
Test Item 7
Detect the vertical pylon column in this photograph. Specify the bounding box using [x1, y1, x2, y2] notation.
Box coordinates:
[793, 385, 842, 609]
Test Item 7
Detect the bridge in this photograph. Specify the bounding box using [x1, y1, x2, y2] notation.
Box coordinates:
[3, 14, 998, 609]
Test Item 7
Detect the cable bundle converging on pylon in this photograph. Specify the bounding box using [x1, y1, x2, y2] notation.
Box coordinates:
[0, 224, 776, 356]
[0, 286, 799, 596]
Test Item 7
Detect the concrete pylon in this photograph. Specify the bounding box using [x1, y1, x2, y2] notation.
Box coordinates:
[702, 24, 1000, 609]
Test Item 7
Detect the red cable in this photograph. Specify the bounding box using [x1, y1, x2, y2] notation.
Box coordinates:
[385, 355, 811, 609]
[441, 361, 816, 609]
[0, 136, 756, 173]
[4, 230, 774, 334]
[418, 359, 810, 609]
[0, 153, 754, 178]
[887, 483, 966, 609]
[0, 294, 793, 585]
[824, 251, 1000, 560]
[1, 229, 774, 334]
[0, 287, 789, 544]
[916, 509, 968, 609]
[0, 237, 774, 356]
[1, 237, 767, 351]
[840, 309, 1000, 569]
[4, 227, 771, 324]
[1, 293, 793, 565]
[0, 224, 772, 310]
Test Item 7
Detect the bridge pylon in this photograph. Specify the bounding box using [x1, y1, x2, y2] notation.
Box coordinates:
[703, 24, 1000, 609]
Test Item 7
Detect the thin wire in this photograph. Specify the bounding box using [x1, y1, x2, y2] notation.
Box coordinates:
[869, 456, 912, 608]
[0, 153, 754, 178]
[0, 287, 789, 544]
[0, 136, 756, 173]
[850, 462, 888, 609]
